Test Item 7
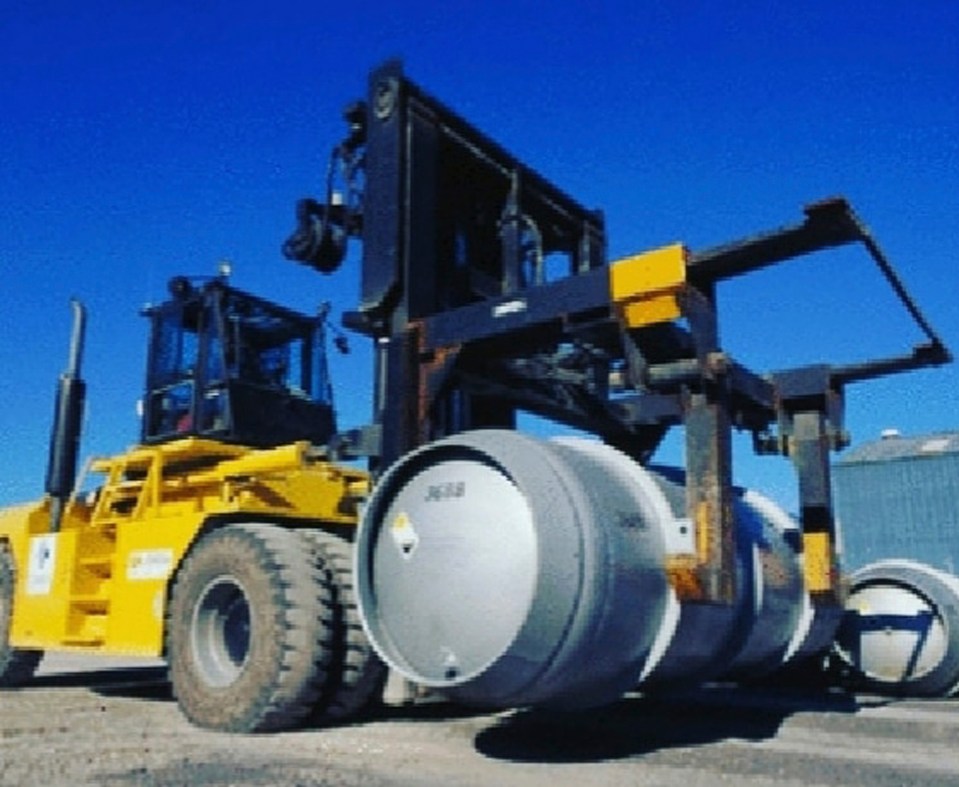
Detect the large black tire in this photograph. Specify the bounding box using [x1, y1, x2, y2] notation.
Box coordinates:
[166, 523, 335, 732]
[0, 542, 43, 687]
[300, 530, 387, 723]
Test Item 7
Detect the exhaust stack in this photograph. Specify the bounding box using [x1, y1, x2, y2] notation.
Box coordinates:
[45, 298, 87, 532]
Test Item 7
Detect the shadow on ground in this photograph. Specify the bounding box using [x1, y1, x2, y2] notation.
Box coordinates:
[28, 666, 174, 700]
[20, 664, 877, 752]
[474, 684, 863, 763]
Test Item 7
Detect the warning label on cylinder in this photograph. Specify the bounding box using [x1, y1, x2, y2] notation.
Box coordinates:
[390, 512, 419, 559]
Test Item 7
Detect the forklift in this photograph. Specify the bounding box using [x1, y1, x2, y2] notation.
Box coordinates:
[1, 60, 954, 735]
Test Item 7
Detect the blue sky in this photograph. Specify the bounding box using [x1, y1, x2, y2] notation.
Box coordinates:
[2, 1, 957, 511]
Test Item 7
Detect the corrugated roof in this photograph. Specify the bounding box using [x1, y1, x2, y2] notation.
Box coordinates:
[837, 431, 959, 464]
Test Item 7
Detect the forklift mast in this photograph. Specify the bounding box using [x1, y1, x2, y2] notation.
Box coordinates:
[140, 275, 336, 448]
[283, 60, 949, 606]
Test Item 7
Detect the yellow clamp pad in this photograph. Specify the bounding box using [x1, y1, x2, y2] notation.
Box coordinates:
[609, 243, 688, 328]
[802, 531, 836, 593]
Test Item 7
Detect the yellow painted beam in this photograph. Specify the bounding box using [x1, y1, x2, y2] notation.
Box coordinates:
[609, 243, 688, 328]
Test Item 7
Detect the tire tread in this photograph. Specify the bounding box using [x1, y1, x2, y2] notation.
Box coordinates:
[166, 523, 335, 732]
[0, 542, 43, 688]
[300, 529, 387, 723]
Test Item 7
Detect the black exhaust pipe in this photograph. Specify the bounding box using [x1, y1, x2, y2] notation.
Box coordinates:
[45, 299, 87, 532]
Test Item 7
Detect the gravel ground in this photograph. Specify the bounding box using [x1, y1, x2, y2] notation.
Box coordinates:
[1, 654, 957, 786]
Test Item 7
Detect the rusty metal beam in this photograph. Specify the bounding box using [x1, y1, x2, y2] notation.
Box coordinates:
[680, 390, 737, 605]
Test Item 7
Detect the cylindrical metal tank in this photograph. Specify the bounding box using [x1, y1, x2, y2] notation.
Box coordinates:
[834, 559, 959, 697]
[355, 430, 822, 710]
[633, 471, 809, 687]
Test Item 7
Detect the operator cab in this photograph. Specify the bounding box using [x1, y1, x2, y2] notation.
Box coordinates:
[141, 276, 336, 447]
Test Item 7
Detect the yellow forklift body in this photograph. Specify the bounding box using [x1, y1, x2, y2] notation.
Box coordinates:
[0, 437, 366, 656]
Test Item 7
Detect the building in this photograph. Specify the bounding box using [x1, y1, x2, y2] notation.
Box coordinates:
[833, 430, 959, 574]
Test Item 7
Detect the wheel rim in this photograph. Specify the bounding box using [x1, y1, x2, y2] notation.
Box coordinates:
[190, 576, 252, 687]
